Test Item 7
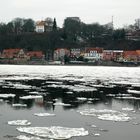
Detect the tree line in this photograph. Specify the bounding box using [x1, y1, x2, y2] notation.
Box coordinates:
[0, 17, 140, 53]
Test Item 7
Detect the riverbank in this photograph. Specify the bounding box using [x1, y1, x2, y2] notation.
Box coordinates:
[0, 60, 140, 67]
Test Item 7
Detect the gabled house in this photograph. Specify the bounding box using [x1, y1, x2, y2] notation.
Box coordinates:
[35, 21, 46, 33]
[136, 50, 140, 62]
[70, 48, 83, 60]
[103, 50, 123, 61]
[35, 20, 53, 33]
[54, 48, 70, 61]
[26, 51, 45, 60]
[84, 47, 103, 61]
[123, 51, 138, 62]
[1, 49, 27, 60]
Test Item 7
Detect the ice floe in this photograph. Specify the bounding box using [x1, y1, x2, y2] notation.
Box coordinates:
[132, 122, 140, 125]
[16, 126, 88, 139]
[0, 99, 4, 102]
[12, 104, 27, 107]
[46, 81, 63, 84]
[91, 125, 97, 128]
[16, 135, 43, 140]
[122, 108, 134, 111]
[71, 85, 97, 92]
[106, 94, 116, 97]
[10, 84, 32, 89]
[0, 94, 15, 98]
[97, 113, 130, 122]
[93, 133, 100, 137]
[77, 97, 87, 101]
[78, 108, 131, 122]
[20, 95, 43, 100]
[53, 102, 71, 106]
[127, 90, 140, 95]
[115, 96, 140, 100]
[47, 84, 97, 92]
[8, 120, 31, 126]
[34, 113, 56, 117]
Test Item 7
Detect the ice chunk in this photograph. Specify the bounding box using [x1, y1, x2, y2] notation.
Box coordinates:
[17, 126, 88, 139]
[0, 99, 4, 102]
[71, 85, 97, 92]
[91, 125, 97, 128]
[93, 133, 100, 137]
[34, 113, 56, 117]
[115, 97, 135, 100]
[8, 120, 31, 126]
[12, 104, 27, 107]
[53, 102, 71, 106]
[106, 94, 116, 97]
[122, 108, 134, 111]
[132, 122, 140, 125]
[20, 95, 43, 100]
[66, 91, 73, 94]
[78, 109, 131, 122]
[98, 114, 130, 122]
[16, 135, 43, 140]
[127, 90, 140, 94]
[0, 94, 15, 98]
[77, 97, 87, 101]
[115, 96, 140, 100]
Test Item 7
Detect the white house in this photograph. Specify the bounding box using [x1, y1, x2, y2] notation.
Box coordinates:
[35, 21, 46, 33]
[84, 48, 103, 61]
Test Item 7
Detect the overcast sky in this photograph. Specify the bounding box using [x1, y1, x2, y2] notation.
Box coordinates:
[0, 0, 139, 28]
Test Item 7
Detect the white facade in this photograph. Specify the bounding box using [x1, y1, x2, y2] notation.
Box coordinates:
[84, 50, 103, 61]
[35, 25, 45, 33]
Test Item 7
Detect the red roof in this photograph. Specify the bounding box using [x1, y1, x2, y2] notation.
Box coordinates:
[3, 48, 21, 53]
[2, 48, 22, 58]
[123, 51, 138, 57]
[27, 51, 44, 58]
[85, 47, 103, 53]
[36, 21, 45, 26]
[136, 50, 140, 55]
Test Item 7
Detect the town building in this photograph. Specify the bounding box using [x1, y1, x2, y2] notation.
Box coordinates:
[84, 47, 103, 61]
[70, 48, 82, 60]
[54, 48, 70, 61]
[103, 50, 123, 61]
[26, 51, 45, 60]
[136, 50, 140, 61]
[123, 51, 138, 62]
[35, 19, 53, 33]
[1, 49, 27, 60]
[35, 21, 46, 33]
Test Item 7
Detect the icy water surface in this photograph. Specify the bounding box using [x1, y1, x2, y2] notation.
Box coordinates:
[0, 65, 140, 140]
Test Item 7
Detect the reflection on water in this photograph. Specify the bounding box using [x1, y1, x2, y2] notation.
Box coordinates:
[0, 65, 140, 140]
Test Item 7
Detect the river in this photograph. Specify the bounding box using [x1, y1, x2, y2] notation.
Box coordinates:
[0, 65, 140, 140]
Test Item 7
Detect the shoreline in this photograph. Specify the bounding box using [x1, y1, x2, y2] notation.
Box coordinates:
[0, 61, 139, 67]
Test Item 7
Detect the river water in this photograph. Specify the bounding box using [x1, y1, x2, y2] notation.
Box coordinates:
[0, 65, 140, 140]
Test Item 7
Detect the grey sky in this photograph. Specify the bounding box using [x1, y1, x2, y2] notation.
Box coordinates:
[0, 0, 139, 28]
